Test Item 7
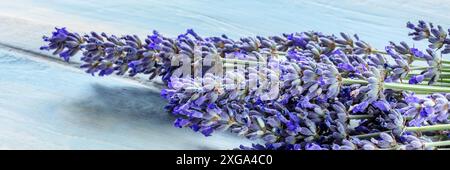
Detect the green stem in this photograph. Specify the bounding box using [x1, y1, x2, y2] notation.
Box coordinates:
[437, 79, 450, 84]
[342, 78, 367, 85]
[410, 67, 450, 73]
[404, 124, 450, 132]
[348, 114, 374, 119]
[408, 73, 450, 79]
[412, 90, 441, 94]
[385, 82, 450, 93]
[373, 49, 450, 63]
[426, 82, 450, 87]
[410, 66, 429, 71]
[372, 50, 388, 55]
[343, 78, 450, 93]
[401, 78, 450, 87]
[409, 78, 450, 84]
[352, 132, 385, 139]
[413, 57, 450, 65]
[437, 79, 450, 83]
[424, 140, 450, 148]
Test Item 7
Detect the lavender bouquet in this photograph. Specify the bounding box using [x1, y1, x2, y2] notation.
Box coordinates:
[40, 21, 450, 150]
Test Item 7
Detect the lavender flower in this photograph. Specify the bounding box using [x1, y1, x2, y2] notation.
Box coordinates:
[399, 92, 449, 127]
[41, 27, 83, 61]
[40, 21, 450, 150]
[407, 21, 449, 50]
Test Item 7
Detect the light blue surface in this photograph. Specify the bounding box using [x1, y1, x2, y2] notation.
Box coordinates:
[0, 0, 449, 149]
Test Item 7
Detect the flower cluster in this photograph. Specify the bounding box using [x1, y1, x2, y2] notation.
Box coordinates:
[407, 21, 450, 52]
[41, 21, 450, 150]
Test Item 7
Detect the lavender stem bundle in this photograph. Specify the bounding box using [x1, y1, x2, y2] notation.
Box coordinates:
[40, 20, 450, 150]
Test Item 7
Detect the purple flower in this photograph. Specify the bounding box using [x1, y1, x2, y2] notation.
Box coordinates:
[332, 49, 343, 55]
[373, 100, 390, 112]
[59, 49, 72, 62]
[287, 33, 307, 48]
[409, 75, 424, 84]
[174, 118, 190, 128]
[187, 109, 203, 118]
[338, 63, 355, 72]
[404, 93, 420, 103]
[305, 143, 327, 150]
[190, 124, 200, 132]
[186, 28, 202, 41]
[406, 22, 415, 29]
[353, 101, 369, 113]
[410, 48, 425, 58]
[40, 27, 83, 62]
[407, 21, 449, 51]
[148, 43, 161, 50]
[419, 108, 431, 117]
[200, 126, 214, 137]
[286, 121, 300, 133]
[99, 68, 114, 76]
[52, 27, 69, 40]
[128, 60, 142, 73]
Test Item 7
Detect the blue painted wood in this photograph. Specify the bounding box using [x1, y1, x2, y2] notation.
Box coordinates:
[0, 0, 449, 149]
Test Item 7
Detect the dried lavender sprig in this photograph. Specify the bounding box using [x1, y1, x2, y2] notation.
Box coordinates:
[41, 27, 84, 62]
[169, 42, 450, 149]
[191, 30, 450, 95]
[284, 31, 445, 86]
[163, 61, 384, 147]
[407, 20, 450, 52]
[387, 45, 448, 85]
[387, 21, 450, 85]
[39, 27, 450, 139]
[41, 28, 353, 148]
[166, 58, 450, 149]
[39, 21, 450, 149]
[42, 26, 450, 135]
[40, 24, 450, 87]
[40, 28, 281, 85]
[164, 59, 380, 147]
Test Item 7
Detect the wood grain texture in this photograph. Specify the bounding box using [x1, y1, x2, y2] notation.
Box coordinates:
[0, 0, 449, 149]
